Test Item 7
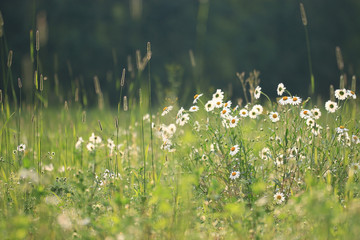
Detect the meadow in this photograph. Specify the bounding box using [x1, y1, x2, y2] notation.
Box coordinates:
[1, 9, 360, 240]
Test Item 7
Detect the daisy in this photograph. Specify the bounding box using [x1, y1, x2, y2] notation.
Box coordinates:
[252, 104, 263, 115]
[300, 109, 312, 119]
[201, 154, 208, 161]
[229, 145, 240, 156]
[275, 154, 284, 165]
[269, 112, 280, 122]
[107, 139, 115, 152]
[193, 121, 200, 132]
[277, 83, 286, 96]
[89, 133, 102, 144]
[189, 106, 199, 112]
[336, 126, 348, 134]
[239, 109, 248, 117]
[212, 89, 224, 101]
[220, 108, 231, 118]
[213, 99, 223, 108]
[229, 171, 240, 180]
[161, 105, 173, 116]
[311, 124, 322, 136]
[337, 132, 351, 146]
[193, 93, 203, 104]
[289, 96, 302, 105]
[254, 86, 261, 99]
[205, 100, 215, 112]
[351, 163, 360, 173]
[311, 108, 321, 119]
[278, 96, 290, 105]
[17, 143, 26, 152]
[347, 90, 356, 99]
[249, 109, 258, 119]
[352, 135, 360, 144]
[306, 118, 315, 127]
[176, 113, 190, 126]
[273, 192, 285, 204]
[176, 107, 185, 118]
[325, 100, 338, 113]
[260, 147, 271, 160]
[167, 124, 177, 135]
[87, 142, 95, 152]
[335, 88, 347, 100]
[228, 116, 239, 128]
[224, 100, 232, 108]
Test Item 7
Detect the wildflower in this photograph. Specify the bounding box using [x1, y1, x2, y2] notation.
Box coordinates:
[311, 124, 322, 136]
[352, 135, 360, 144]
[351, 163, 360, 173]
[311, 108, 321, 119]
[17, 143, 26, 152]
[274, 192, 285, 204]
[212, 89, 224, 101]
[176, 113, 190, 126]
[290, 96, 302, 105]
[229, 145, 240, 156]
[194, 121, 200, 132]
[176, 107, 185, 118]
[252, 104, 263, 115]
[193, 93, 203, 104]
[224, 100, 232, 108]
[337, 132, 351, 146]
[278, 96, 290, 105]
[336, 126, 348, 134]
[228, 116, 239, 128]
[89, 133, 102, 144]
[43, 163, 54, 172]
[300, 109, 312, 119]
[260, 147, 271, 160]
[162, 106, 173, 116]
[229, 171, 240, 180]
[325, 100, 338, 113]
[189, 106, 199, 112]
[220, 108, 231, 118]
[87, 142, 95, 152]
[269, 112, 280, 123]
[306, 118, 315, 127]
[201, 154, 208, 161]
[277, 83, 286, 96]
[107, 139, 115, 152]
[249, 109, 258, 119]
[347, 90, 356, 99]
[233, 105, 239, 111]
[275, 154, 284, 165]
[335, 88, 347, 100]
[167, 124, 177, 135]
[239, 108, 248, 117]
[205, 100, 215, 112]
[254, 86, 261, 99]
[75, 137, 84, 150]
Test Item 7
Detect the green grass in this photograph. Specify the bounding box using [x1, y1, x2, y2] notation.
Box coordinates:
[1, 82, 360, 239]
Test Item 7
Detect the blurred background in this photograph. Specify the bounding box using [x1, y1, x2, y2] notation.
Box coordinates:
[0, 0, 359, 107]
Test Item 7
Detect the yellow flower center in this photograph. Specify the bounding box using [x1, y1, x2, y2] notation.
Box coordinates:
[193, 94, 199, 99]
[351, 91, 355, 95]
[231, 119, 236, 124]
[272, 114, 277, 118]
[340, 126, 345, 129]
[217, 101, 221, 105]
[232, 172, 236, 176]
[303, 110, 308, 115]
[192, 107, 196, 110]
[222, 110, 227, 114]
[224, 103, 228, 107]
[163, 106, 168, 111]
[293, 97, 298, 101]
[283, 96, 288, 100]
[277, 195, 282, 200]
[231, 147, 235, 151]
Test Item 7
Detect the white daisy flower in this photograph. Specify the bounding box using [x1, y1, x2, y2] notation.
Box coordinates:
[274, 192, 285, 204]
[193, 93, 203, 104]
[278, 96, 290, 105]
[107, 139, 115, 152]
[87, 142, 95, 152]
[213, 99, 223, 108]
[212, 89, 224, 101]
[75, 137, 84, 150]
[228, 116, 239, 128]
[224, 100, 232, 108]
[277, 83, 286, 96]
[335, 88, 347, 100]
[347, 90, 356, 99]
[311, 124, 322, 136]
[220, 108, 231, 118]
[177, 107, 185, 118]
[167, 124, 177, 135]
[269, 112, 280, 122]
[336, 126, 348, 134]
[229, 145, 240, 156]
[189, 106, 199, 112]
[311, 108, 321, 119]
[205, 100, 215, 112]
[352, 135, 360, 144]
[306, 118, 315, 127]
[161, 105, 173, 116]
[289, 96, 302, 105]
[239, 108, 248, 117]
[351, 163, 360, 172]
[260, 147, 271, 160]
[229, 171, 240, 180]
[17, 143, 26, 152]
[300, 109, 312, 119]
[176, 113, 190, 126]
[254, 86, 261, 99]
[89, 133, 102, 144]
[325, 100, 338, 113]
[275, 154, 284, 165]
[194, 121, 200, 132]
[252, 104, 263, 115]
[337, 132, 351, 146]
[249, 109, 258, 119]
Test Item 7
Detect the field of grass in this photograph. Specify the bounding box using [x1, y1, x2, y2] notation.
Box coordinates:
[1, 63, 360, 239]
